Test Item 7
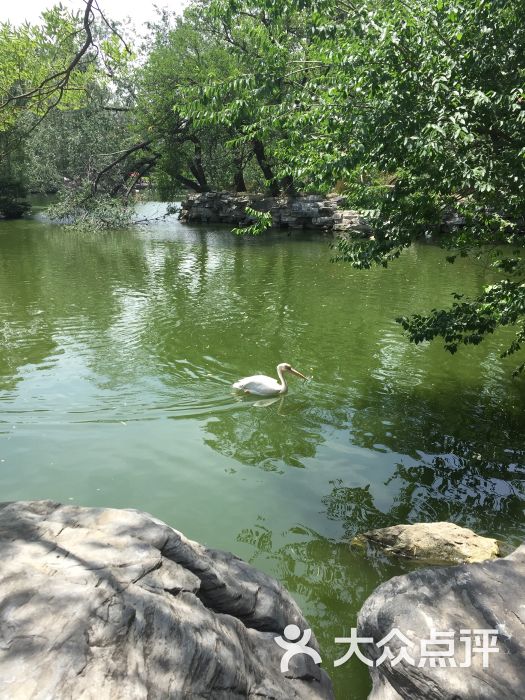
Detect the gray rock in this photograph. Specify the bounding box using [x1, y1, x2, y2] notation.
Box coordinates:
[357, 543, 525, 700]
[178, 192, 368, 234]
[318, 206, 336, 216]
[354, 522, 500, 564]
[312, 217, 334, 227]
[333, 212, 371, 234]
[0, 500, 333, 700]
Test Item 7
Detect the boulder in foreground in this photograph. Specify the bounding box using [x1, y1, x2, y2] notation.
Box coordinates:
[357, 542, 525, 699]
[0, 500, 333, 699]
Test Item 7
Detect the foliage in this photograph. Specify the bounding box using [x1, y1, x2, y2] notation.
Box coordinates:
[232, 206, 272, 235]
[0, 175, 30, 218]
[181, 0, 525, 369]
[24, 83, 134, 194]
[0, 124, 30, 218]
[0, 1, 136, 225]
[177, 0, 311, 194]
[137, 9, 267, 194]
[46, 182, 135, 231]
[46, 181, 176, 233]
[0, 2, 131, 132]
[398, 281, 525, 375]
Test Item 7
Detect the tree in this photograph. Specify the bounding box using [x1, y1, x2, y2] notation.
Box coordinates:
[0, 1, 134, 219]
[0, 122, 30, 218]
[136, 9, 268, 195]
[186, 0, 525, 371]
[23, 83, 133, 194]
[141, 1, 316, 195]
[0, 175, 30, 219]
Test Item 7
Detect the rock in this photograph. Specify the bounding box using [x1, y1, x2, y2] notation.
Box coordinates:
[333, 212, 371, 235]
[318, 206, 337, 216]
[354, 522, 500, 564]
[357, 543, 525, 700]
[327, 194, 346, 205]
[440, 209, 466, 231]
[178, 191, 368, 234]
[312, 217, 335, 227]
[0, 500, 333, 700]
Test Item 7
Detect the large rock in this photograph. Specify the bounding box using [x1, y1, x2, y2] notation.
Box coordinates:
[357, 543, 525, 699]
[0, 500, 333, 699]
[354, 522, 500, 564]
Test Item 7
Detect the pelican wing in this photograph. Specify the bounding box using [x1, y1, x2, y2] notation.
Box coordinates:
[232, 374, 281, 396]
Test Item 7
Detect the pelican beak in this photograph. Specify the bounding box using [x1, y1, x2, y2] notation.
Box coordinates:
[290, 367, 308, 380]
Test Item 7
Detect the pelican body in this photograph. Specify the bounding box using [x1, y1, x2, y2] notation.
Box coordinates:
[233, 362, 307, 396]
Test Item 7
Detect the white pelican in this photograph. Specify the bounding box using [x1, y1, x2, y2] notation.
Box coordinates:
[233, 362, 307, 396]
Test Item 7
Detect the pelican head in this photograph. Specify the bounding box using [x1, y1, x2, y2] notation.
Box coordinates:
[277, 363, 308, 380]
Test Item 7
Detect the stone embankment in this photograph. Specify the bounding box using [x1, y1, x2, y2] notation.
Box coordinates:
[178, 191, 371, 234]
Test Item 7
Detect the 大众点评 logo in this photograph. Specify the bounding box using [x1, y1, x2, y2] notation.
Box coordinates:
[274, 625, 322, 672]
[274, 626, 500, 670]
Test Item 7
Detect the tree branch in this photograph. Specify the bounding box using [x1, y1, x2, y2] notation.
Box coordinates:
[92, 138, 154, 193]
[0, 0, 96, 111]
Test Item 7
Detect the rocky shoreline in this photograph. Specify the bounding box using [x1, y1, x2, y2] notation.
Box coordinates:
[178, 191, 371, 234]
[1, 502, 523, 699]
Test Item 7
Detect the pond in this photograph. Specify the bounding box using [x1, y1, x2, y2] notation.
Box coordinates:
[1, 201, 524, 698]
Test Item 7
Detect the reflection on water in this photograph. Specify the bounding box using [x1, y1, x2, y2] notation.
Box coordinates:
[0, 205, 524, 698]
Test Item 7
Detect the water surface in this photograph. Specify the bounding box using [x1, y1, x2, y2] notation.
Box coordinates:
[1, 202, 524, 698]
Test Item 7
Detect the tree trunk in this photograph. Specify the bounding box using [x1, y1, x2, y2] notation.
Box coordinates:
[251, 138, 280, 196]
[173, 173, 205, 192]
[280, 174, 295, 196]
[232, 154, 247, 192]
[188, 137, 209, 192]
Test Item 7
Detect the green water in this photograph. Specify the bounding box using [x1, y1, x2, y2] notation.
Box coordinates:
[1, 202, 524, 698]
